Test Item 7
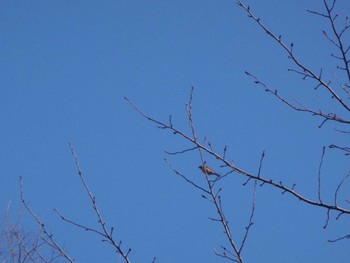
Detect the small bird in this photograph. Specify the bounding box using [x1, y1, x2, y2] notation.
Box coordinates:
[199, 164, 219, 177]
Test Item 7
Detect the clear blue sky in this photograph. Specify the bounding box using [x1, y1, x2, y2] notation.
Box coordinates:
[1, 0, 349, 262]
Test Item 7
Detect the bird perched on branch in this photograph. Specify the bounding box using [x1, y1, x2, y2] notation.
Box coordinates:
[199, 164, 219, 177]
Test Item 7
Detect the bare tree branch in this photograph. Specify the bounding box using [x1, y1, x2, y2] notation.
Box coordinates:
[67, 142, 132, 263]
[236, 0, 350, 112]
[164, 158, 211, 195]
[19, 177, 75, 263]
[239, 181, 257, 254]
[334, 171, 350, 207]
[126, 96, 350, 215]
[328, 234, 350, 242]
[329, 144, 350, 155]
[184, 88, 244, 262]
[317, 147, 326, 203]
[244, 71, 350, 126]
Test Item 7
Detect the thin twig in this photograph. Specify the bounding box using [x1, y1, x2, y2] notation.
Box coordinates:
[329, 144, 350, 155]
[239, 181, 257, 254]
[323, 209, 331, 229]
[163, 158, 211, 195]
[317, 147, 326, 203]
[164, 146, 197, 155]
[257, 150, 265, 178]
[334, 172, 350, 207]
[328, 234, 350, 242]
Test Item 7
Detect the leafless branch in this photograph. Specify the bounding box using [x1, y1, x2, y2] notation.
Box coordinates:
[334, 171, 350, 207]
[257, 150, 265, 178]
[317, 147, 326, 203]
[68, 142, 132, 263]
[19, 176, 75, 263]
[214, 246, 240, 262]
[164, 146, 197, 155]
[329, 144, 350, 155]
[184, 89, 245, 262]
[126, 96, 350, 215]
[163, 158, 211, 195]
[321, 0, 350, 83]
[323, 208, 331, 229]
[54, 209, 106, 239]
[244, 71, 350, 125]
[328, 234, 350, 242]
[237, 0, 350, 112]
[239, 181, 257, 254]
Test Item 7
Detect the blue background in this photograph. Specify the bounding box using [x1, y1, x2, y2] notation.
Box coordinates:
[1, 0, 349, 262]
